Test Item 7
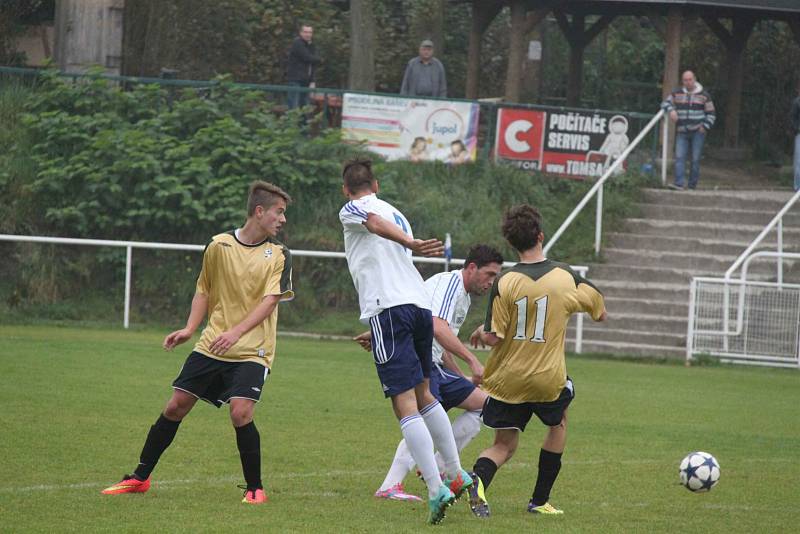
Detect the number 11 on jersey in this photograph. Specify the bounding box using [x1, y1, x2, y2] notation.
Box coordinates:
[513, 295, 548, 342]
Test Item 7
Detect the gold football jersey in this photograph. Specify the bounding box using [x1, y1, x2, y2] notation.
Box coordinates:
[194, 230, 293, 368]
[482, 260, 604, 403]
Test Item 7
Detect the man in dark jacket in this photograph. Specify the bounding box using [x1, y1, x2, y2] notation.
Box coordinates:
[792, 81, 800, 192]
[400, 40, 447, 98]
[286, 25, 321, 109]
[661, 71, 716, 190]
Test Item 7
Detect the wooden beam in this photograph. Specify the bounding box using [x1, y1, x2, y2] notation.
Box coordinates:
[554, 11, 615, 106]
[702, 16, 734, 48]
[523, 8, 549, 35]
[465, 0, 503, 99]
[788, 16, 800, 47]
[505, 0, 526, 103]
[645, 12, 666, 39]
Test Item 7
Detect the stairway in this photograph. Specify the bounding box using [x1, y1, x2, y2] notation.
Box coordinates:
[568, 188, 799, 359]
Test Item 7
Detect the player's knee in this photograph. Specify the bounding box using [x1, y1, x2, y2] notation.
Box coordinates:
[164, 395, 194, 420]
[229, 404, 254, 426]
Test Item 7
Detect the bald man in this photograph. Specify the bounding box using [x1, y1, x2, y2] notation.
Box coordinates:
[661, 71, 716, 191]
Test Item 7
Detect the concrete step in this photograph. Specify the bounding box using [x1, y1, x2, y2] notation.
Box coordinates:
[641, 188, 794, 211]
[635, 203, 800, 227]
[566, 338, 686, 358]
[603, 296, 688, 317]
[617, 218, 800, 243]
[567, 325, 685, 348]
[590, 264, 714, 285]
[601, 311, 687, 334]
[590, 279, 689, 303]
[604, 232, 797, 257]
[601, 248, 798, 274]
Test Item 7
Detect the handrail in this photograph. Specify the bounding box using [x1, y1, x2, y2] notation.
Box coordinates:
[725, 188, 800, 279]
[543, 108, 665, 256]
[0, 234, 589, 348]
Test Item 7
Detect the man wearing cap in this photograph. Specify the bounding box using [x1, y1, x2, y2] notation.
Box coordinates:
[400, 40, 447, 98]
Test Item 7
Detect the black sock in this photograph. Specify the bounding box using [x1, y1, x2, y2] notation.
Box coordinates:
[235, 421, 262, 490]
[133, 414, 181, 480]
[473, 457, 499, 490]
[531, 448, 562, 506]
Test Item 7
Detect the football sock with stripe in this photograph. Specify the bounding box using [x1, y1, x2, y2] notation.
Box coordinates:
[420, 400, 461, 480]
[434, 410, 481, 472]
[133, 413, 181, 481]
[531, 448, 562, 506]
[400, 413, 441, 499]
[378, 438, 417, 492]
[235, 421, 262, 490]
[473, 457, 498, 490]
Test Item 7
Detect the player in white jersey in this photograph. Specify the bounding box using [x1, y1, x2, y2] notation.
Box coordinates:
[355, 245, 504, 502]
[338, 157, 474, 525]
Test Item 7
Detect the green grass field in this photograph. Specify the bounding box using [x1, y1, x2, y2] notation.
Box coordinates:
[2, 325, 799, 533]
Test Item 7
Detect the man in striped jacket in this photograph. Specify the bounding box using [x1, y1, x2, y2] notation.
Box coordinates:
[662, 71, 716, 190]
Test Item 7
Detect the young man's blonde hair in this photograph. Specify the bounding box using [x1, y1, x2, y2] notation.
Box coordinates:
[247, 181, 292, 216]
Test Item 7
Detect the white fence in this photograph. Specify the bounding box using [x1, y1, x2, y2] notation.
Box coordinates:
[686, 187, 800, 369]
[687, 275, 800, 368]
[0, 234, 590, 352]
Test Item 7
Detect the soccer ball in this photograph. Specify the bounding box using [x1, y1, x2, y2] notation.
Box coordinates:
[679, 451, 720, 492]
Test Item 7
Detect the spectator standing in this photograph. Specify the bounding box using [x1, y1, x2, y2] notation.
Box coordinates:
[661, 71, 716, 190]
[400, 40, 447, 98]
[791, 81, 800, 192]
[286, 25, 321, 109]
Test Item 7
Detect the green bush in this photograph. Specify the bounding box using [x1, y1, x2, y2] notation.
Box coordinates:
[0, 71, 647, 331]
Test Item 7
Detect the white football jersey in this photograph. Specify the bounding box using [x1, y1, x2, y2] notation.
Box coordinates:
[426, 269, 471, 365]
[339, 194, 431, 322]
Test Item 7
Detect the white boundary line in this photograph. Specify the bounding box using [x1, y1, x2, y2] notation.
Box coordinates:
[2, 458, 791, 494]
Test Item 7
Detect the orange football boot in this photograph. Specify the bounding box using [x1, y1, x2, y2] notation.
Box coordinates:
[101, 474, 151, 495]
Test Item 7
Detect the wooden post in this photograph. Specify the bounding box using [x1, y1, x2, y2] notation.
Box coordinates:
[504, 0, 526, 102]
[789, 16, 800, 47]
[703, 15, 756, 148]
[466, 0, 502, 99]
[555, 11, 613, 107]
[662, 7, 682, 152]
[349, 0, 376, 91]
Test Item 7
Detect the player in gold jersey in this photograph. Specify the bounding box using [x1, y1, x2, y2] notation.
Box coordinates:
[101, 181, 294, 504]
[466, 204, 606, 518]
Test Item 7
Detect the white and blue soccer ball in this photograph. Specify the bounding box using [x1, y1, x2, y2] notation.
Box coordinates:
[679, 451, 720, 492]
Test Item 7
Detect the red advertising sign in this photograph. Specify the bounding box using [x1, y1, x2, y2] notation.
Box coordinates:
[494, 108, 546, 171]
[494, 108, 635, 179]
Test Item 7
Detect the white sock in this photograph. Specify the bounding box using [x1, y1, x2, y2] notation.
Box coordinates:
[378, 439, 417, 492]
[434, 410, 481, 471]
[420, 401, 461, 480]
[400, 413, 442, 499]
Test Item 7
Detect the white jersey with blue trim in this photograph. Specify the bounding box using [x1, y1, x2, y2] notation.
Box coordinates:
[426, 269, 471, 365]
[339, 194, 431, 322]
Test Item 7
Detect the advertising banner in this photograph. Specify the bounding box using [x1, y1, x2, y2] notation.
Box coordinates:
[342, 93, 480, 163]
[494, 107, 635, 179]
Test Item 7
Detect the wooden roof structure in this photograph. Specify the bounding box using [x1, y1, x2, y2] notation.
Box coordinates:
[465, 0, 800, 147]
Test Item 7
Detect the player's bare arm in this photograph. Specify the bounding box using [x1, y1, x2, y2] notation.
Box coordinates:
[163, 292, 209, 350]
[433, 317, 484, 384]
[208, 294, 282, 356]
[363, 212, 444, 257]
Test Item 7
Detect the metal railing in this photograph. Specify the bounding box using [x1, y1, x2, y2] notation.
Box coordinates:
[0, 233, 590, 352]
[686, 189, 800, 368]
[543, 109, 667, 257]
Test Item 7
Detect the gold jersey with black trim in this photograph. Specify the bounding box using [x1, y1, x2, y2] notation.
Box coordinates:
[193, 230, 293, 368]
[482, 259, 604, 404]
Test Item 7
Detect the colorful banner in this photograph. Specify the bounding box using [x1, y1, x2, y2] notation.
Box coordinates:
[494, 108, 636, 179]
[342, 93, 480, 163]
